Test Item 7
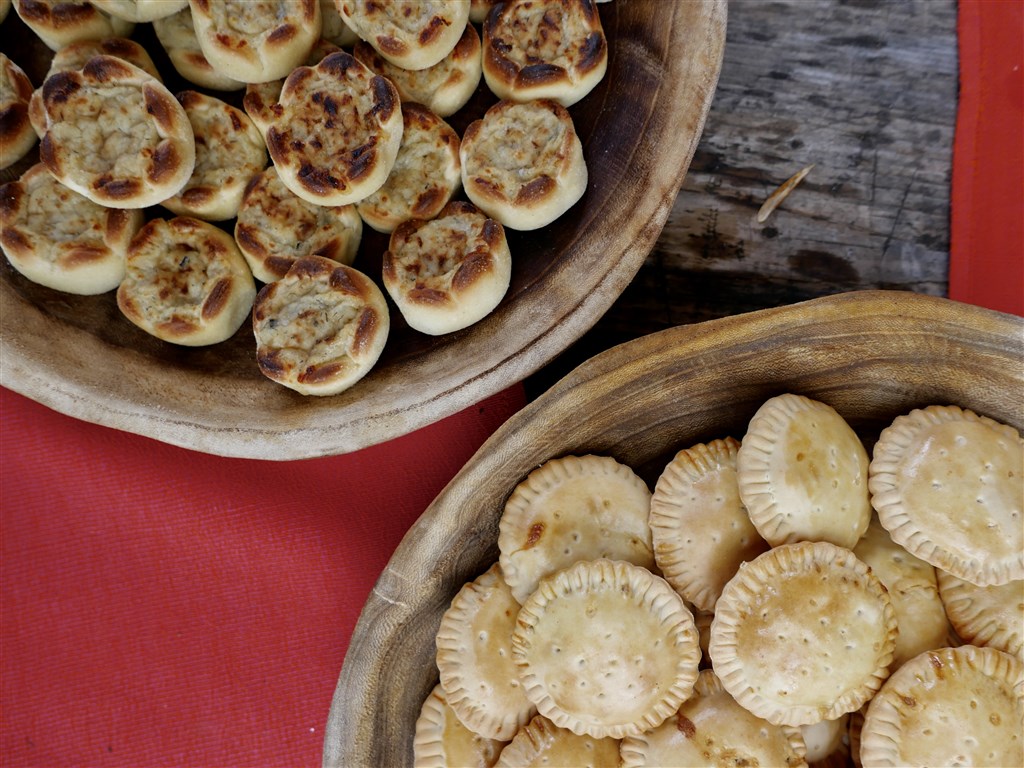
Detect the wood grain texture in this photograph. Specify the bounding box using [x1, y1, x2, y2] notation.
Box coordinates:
[0, 0, 726, 459]
[322, 291, 1023, 768]
[525, 0, 959, 398]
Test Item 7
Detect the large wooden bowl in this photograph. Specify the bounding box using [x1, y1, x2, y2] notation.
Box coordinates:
[0, 0, 726, 460]
[323, 290, 1023, 767]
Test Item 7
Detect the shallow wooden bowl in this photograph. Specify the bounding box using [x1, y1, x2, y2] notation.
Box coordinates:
[0, 0, 727, 460]
[323, 290, 1023, 767]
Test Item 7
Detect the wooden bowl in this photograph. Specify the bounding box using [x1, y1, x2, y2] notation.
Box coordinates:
[0, 0, 727, 460]
[323, 290, 1023, 767]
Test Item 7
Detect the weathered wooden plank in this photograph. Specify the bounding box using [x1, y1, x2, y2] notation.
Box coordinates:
[526, 0, 958, 398]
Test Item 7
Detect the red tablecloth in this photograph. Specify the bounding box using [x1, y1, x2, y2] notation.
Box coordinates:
[2, 2, 1021, 767]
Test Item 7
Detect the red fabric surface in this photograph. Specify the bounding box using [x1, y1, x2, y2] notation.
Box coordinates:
[949, 0, 1024, 315]
[1, 385, 525, 767]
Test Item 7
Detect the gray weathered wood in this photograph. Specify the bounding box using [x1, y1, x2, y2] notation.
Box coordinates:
[527, 0, 958, 397]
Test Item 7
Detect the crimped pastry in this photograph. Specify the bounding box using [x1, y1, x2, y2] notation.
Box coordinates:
[12, 0, 134, 51]
[38, 56, 196, 209]
[90, 0, 187, 22]
[937, 569, 1023, 660]
[619, 670, 808, 768]
[1, 163, 143, 294]
[435, 564, 537, 741]
[265, 51, 403, 207]
[29, 36, 164, 138]
[117, 216, 256, 346]
[336, 0, 471, 71]
[243, 38, 341, 136]
[382, 201, 510, 336]
[511, 559, 700, 739]
[497, 454, 653, 605]
[188, 0, 321, 84]
[413, 684, 508, 768]
[356, 103, 461, 234]
[0, 53, 36, 171]
[352, 23, 482, 119]
[869, 404, 1024, 586]
[161, 90, 267, 222]
[252, 256, 390, 396]
[319, 0, 357, 47]
[737, 393, 871, 549]
[460, 98, 587, 231]
[709, 541, 897, 727]
[649, 436, 769, 613]
[494, 715, 619, 767]
[482, 0, 608, 107]
[235, 165, 362, 284]
[152, 5, 245, 92]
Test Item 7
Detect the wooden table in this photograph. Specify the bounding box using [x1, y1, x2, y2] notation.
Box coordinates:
[525, 0, 957, 398]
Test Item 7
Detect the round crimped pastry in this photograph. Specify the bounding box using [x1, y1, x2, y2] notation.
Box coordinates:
[381, 200, 510, 336]
[89, 0, 187, 22]
[493, 714, 620, 767]
[482, 0, 608, 107]
[860, 645, 1023, 768]
[937, 569, 1023, 660]
[336, 0, 471, 71]
[649, 436, 769, 613]
[435, 564, 537, 741]
[152, 6, 245, 92]
[352, 23, 482, 118]
[251, 256, 390, 396]
[0, 163, 143, 294]
[497, 454, 654, 605]
[117, 217, 256, 346]
[869, 404, 1024, 587]
[29, 36, 164, 138]
[737, 393, 872, 549]
[243, 38, 341, 136]
[709, 541, 897, 727]
[0, 53, 36, 171]
[460, 98, 587, 231]
[358, 103, 461, 234]
[160, 90, 267, 222]
[413, 684, 508, 768]
[187, 0, 321, 84]
[619, 669, 808, 768]
[511, 559, 700, 739]
[235, 165, 362, 284]
[853, 516, 952, 670]
[265, 51, 404, 207]
[38, 56, 196, 209]
[12, 0, 135, 51]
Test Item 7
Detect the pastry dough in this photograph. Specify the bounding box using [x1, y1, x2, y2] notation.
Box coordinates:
[413, 684, 507, 768]
[382, 200, 509, 335]
[161, 90, 267, 222]
[188, 0, 321, 84]
[89, 0, 187, 22]
[461, 98, 587, 231]
[493, 715, 619, 767]
[356, 102, 461, 234]
[0, 53, 36, 171]
[153, 5, 245, 91]
[243, 38, 341, 136]
[264, 51, 403, 207]
[0, 163, 143, 294]
[252, 256, 390, 396]
[482, 0, 608, 106]
[937, 569, 1023, 660]
[336, 0, 471, 71]
[235, 165, 362, 284]
[117, 216, 256, 346]
[38, 56, 196, 209]
[12, 0, 134, 51]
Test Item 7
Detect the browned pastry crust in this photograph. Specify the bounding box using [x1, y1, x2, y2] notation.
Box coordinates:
[336, 0, 471, 71]
[12, 0, 135, 51]
[482, 0, 608, 106]
[38, 55, 196, 209]
[264, 51, 403, 207]
[0, 53, 36, 170]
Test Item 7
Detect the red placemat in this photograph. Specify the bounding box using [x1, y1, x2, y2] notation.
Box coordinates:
[1, 384, 524, 767]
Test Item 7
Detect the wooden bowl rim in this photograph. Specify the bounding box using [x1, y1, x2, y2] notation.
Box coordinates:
[0, 0, 728, 460]
[322, 289, 1024, 767]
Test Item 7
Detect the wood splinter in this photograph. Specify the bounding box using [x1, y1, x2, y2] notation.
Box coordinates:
[757, 164, 815, 223]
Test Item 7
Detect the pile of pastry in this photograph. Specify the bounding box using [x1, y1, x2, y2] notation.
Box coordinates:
[0, 0, 608, 396]
[419, 394, 1023, 767]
